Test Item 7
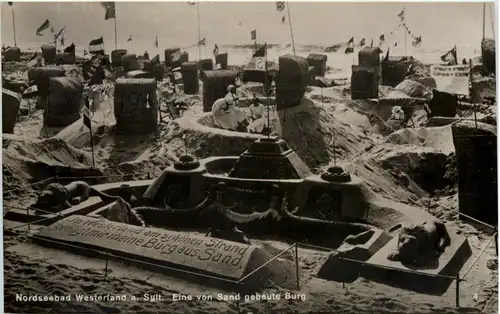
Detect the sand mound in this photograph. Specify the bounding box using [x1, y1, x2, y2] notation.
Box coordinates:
[386, 125, 455, 154]
[346, 143, 455, 204]
[2, 135, 101, 197]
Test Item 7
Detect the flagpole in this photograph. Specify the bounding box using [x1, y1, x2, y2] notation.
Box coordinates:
[482, 3, 486, 40]
[114, 5, 118, 50]
[197, 1, 201, 60]
[11, 4, 17, 46]
[286, 3, 296, 56]
[264, 42, 270, 137]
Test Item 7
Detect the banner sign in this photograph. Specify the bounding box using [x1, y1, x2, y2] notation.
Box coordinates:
[430, 65, 470, 95]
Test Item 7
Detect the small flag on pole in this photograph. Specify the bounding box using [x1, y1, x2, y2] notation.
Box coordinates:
[251, 30, 256, 41]
[54, 26, 65, 41]
[36, 19, 51, 36]
[127, 35, 132, 42]
[197, 37, 206, 46]
[394, 42, 398, 47]
[154, 36, 158, 48]
[359, 38, 365, 47]
[398, 8, 405, 22]
[8, 2, 13, 6]
[187, 1, 196, 5]
[281, 16, 286, 24]
[89, 37, 104, 53]
[101, 2, 116, 20]
[345, 37, 354, 54]
[276, 1, 285, 11]
[441, 46, 458, 65]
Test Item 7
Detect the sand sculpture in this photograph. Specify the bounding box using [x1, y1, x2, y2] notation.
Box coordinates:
[34, 181, 135, 212]
[387, 219, 451, 266]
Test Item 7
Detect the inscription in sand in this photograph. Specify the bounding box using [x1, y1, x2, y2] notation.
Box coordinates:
[35, 215, 254, 279]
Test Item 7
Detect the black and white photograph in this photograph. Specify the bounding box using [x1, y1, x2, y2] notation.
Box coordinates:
[1, 1, 498, 313]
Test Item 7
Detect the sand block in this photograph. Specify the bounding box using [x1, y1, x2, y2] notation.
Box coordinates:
[317, 228, 391, 283]
[31, 215, 294, 289]
[361, 228, 472, 295]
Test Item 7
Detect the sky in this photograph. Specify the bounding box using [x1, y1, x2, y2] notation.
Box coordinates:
[1, 2, 495, 51]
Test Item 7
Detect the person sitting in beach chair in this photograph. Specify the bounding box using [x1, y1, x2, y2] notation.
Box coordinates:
[212, 96, 247, 131]
[247, 93, 267, 134]
[387, 105, 406, 130]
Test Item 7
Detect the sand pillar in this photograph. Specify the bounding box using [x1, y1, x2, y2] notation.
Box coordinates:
[451, 121, 497, 224]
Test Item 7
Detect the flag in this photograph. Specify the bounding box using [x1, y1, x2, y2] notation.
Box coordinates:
[394, 42, 398, 47]
[281, 16, 285, 24]
[187, 1, 196, 5]
[151, 55, 160, 64]
[197, 38, 206, 46]
[127, 35, 132, 42]
[101, 2, 116, 20]
[345, 37, 354, 54]
[64, 43, 75, 54]
[359, 38, 365, 47]
[60, 34, 65, 46]
[54, 26, 65, 41]
[398, 9, 405, 22]
[441, 46, 457, 65]
[36, 19, 50, 36]
[384, 48, 390, 62]
[412, 36, 422, 48]
[276, 1, 285, 11]
[83, 96, 92, 130]
[251, 30, 256, 41]
[89, 37, 104, 53]
[380, 34, 385, 42]
[253, 45, 266, 57]
[8, 2, 12, 5]
[213, 45, 219, 56]
[154, 36, 158, 48]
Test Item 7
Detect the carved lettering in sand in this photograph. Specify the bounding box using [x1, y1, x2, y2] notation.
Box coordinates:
[34, 215, 254, 279]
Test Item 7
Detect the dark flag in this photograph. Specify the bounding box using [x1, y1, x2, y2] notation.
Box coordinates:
[412, 36, 422, 48]
[379, 34, 385, 42]
[276, 1, 285, 11]
[64, 43, 75, 53]
[187, 1, 196, 5]
[154, 36, 159, 48]
[54, 26, 65, 41]
[281, 16, 285, 24]
[89, 37, 104, 53]
[127, 35, 132, 42]
[197, 38, 206, 46]
[441, 46, 457, 65]
[36, 19, 50, 36]
[394, 42, 398, 47]
[398, 9, 405, 22]
[359, 38, 365, 47]
[8, 2, 13, 6]
[83, 96, 92, 130]
[151, 54, 160, 64]
[251, 30, 256, 41]
[101, 2, 116, 20]
[345, 37, 354, 54]
[253, 45, 266, 57]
